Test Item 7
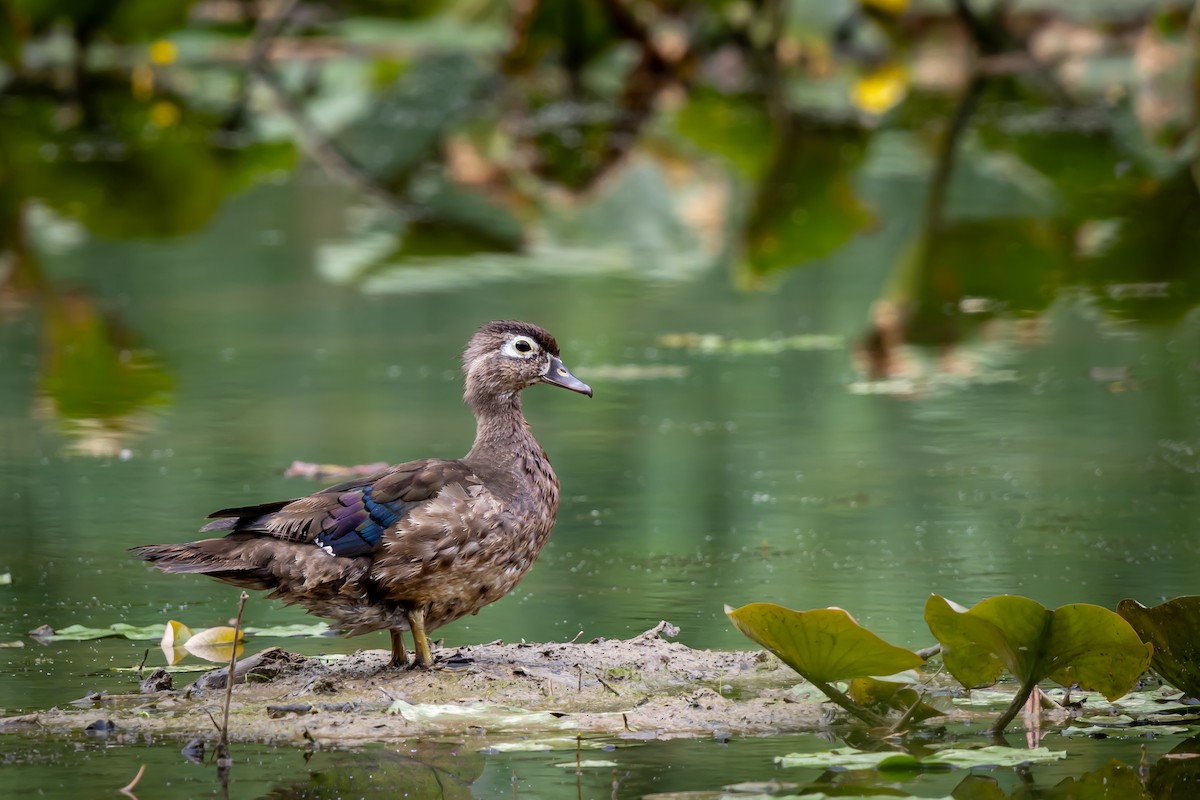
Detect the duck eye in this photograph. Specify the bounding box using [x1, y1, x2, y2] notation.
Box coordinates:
[514, 339, 534, 353]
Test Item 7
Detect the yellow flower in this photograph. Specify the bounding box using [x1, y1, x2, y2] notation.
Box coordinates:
[851, 63, 908, 116]
[861, 0, 908, 16]
[149, 101, 180, 128]
[148, 39, 178, 66]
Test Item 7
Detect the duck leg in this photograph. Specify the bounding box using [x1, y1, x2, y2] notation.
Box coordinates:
[389, 629, 408, 668]
[406, 608, 434, 669]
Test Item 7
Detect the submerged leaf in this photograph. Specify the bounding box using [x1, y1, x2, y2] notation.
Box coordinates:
[1117, 596, 1200, 699]
[726, 603, 923, 685]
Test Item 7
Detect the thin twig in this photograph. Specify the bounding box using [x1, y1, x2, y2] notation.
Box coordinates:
[119, 764, 146, 797]
[216, 592, 250, 767]
[595, 673, 621, 696]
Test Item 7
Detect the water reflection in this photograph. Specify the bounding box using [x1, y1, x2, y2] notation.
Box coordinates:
[259, 744, 483, 800]
[19, 733, 1186, 800]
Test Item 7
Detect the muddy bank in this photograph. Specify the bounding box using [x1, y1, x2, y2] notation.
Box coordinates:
[0, 623, 866, 747]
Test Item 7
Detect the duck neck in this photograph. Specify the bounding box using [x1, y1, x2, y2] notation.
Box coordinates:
[463, 389, 541, 474]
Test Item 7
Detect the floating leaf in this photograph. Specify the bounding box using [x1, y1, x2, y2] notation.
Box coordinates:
[37, 623, 166, 642]
[160, 620, 192, 650]
[775, 745, 1066, 770]
[1117, 596, 1200, 699]
[242, 622, 334, 638]
[925, 595, 1153, 733]
[1062, 724, 1192, 738]
[113, 663, 213, 674]
[160, 620, 192, 665]
[183, 626, 244, 663]
[726, 603, 924, 686]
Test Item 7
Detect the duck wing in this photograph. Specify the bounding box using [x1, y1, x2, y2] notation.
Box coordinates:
[199, 459, 477, 558]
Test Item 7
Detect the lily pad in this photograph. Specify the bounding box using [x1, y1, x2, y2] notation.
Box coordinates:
[1062, 724, 1192, 738]
[775, 745, 1065, 770]
[243, 622, 335, 638]
[1117, 596, 1200, 699]
[35, 623, 167, 642]
[726, 603, 924, 686]
[925, 595, 1151, 729]
[926, 595, 1152, 733]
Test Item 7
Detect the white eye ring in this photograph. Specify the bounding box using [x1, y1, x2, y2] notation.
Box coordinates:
[502, 335, 539, 358]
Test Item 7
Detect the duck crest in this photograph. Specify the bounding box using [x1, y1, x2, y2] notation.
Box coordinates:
[131, 321, 591, 669]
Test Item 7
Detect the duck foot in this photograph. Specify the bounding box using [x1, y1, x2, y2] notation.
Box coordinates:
[388, 629, 408, 669]
[407, 608, 434, 669]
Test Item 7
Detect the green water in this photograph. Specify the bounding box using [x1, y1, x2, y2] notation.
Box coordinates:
[3, 4, 1200, 796]
[3, 163, 1198, 711]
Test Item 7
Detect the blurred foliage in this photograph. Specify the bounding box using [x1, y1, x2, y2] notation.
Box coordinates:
[0, 0, 1197, 389]
[0, 0, 195, 65]
[0, 88, 295, 238]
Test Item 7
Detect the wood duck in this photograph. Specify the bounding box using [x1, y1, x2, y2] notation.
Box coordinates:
[132, 321, 591, 669]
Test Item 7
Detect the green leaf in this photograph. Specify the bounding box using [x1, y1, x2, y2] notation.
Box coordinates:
[774, 745, 1066, 770]
[242, 622, 334, 638]
[39, 623, 167, 642]
[924, 595, 1152, 700]
[1052, 759, 1152, 799]
[847, 675, 946, 723]
[726, 603, 923, 685]
[1118, 596, 1200, 699]
[1062, 724, 1192, 738]
[924, 595, 1043, 688]
[1044, 603, 1155, 700]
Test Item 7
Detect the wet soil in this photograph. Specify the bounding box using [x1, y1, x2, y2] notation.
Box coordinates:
[0, 623, 867, 747]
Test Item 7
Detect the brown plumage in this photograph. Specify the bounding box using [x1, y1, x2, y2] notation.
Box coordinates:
[131, 321, 591, 668]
